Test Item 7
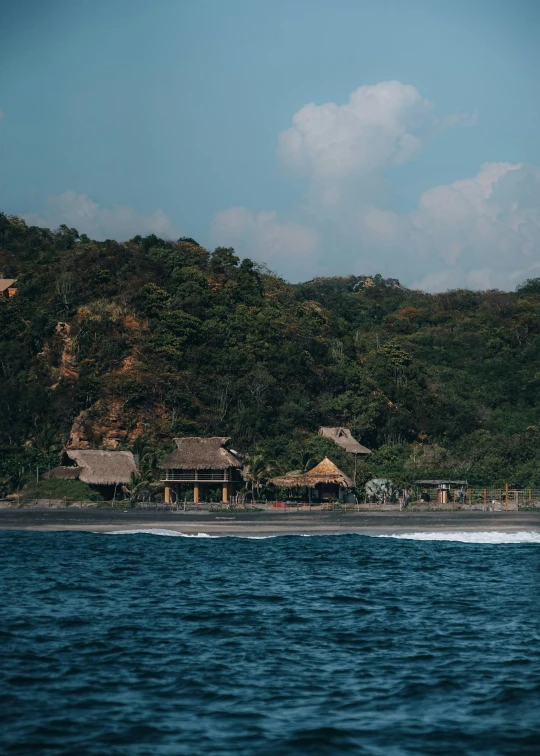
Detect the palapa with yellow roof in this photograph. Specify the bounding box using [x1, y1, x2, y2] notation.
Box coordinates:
[270, 457, 354, 502]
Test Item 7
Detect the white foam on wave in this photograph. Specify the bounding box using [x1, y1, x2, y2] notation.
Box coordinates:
[103, 529, 218, 538]
[101, 529, 540, 544]
[102, 529, 280, 539]
[377, 531, 540, 544]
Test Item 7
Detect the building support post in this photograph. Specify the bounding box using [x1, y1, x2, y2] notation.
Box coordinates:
[165, 486, 171, 504]
[222, 482, 229, 504]
[193, 482, 199, 503]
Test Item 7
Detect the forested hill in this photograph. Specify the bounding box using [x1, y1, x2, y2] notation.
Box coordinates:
[2, 211, 540, 493]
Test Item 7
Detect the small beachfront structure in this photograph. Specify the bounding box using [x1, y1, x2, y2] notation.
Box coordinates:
[45, 450, 138, 496]
[270, 456, 354, 502]
[160, 437, 243, 504]
[415, 479, 468, 504]
[318, 427, 371, 455]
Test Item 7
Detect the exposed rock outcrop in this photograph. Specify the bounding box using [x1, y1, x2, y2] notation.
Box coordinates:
[68, 397, 169, 449]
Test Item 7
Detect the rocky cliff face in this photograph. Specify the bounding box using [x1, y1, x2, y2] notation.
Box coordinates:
[38, 321, 78, 389]
[68, 397, 127, 449]
[45, 305, 168, 449]
[68, 397, 170, 449]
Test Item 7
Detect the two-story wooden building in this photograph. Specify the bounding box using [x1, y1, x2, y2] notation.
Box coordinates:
[160, 437, 243, 504]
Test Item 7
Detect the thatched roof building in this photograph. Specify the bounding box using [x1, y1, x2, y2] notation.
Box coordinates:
[159, 437, 241, 470]
[44, 466, 81, 480]
[318, 427, 371, 454]
[270, 457, 353, 489]
[268, 471, 304, 488]
[45, 450, 138, 485]
[160, 437, 243, 504]
[0, 278, 17, 297]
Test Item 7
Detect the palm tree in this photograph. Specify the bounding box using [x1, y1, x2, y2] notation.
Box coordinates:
[131, 434, 158, 479]
[246, 455, 275, 497]
[122, 469, 154, 503]
[298, 452, 319, 473]
[33, 422, 61, 455]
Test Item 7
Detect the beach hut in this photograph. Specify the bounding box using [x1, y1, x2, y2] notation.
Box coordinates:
[160, 437, 243, 504]
[0, 278, 17, 298]
[318, 427, 370, 483]
[45, 450, 139, 497]
[318, 427, 371, 455]
[270, 457, 354, 502]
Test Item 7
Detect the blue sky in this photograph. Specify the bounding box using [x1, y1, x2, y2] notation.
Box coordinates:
[1, 0, 540, 290]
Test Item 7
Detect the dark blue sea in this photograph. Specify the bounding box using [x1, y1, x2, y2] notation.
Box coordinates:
[1, 529, 540, 755]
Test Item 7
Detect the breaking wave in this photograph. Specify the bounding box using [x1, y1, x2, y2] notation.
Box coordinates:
[378, 531, 540, 544]
[103, 529, 279, 539]
[102, 529, 540, 544]
[104, 529, 218, 537]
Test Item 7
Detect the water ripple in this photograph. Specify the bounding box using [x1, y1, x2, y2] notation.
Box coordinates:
[0, 531, 539, 755]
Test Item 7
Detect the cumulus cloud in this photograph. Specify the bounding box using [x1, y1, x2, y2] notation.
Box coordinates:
[22, 190, 180, 241]
[211, 82, 477, 281]
[211, 80, 539, 290]
[210, 206, 322, 279]
[277, 81, 439, 184]
[355, 162, 540, 290]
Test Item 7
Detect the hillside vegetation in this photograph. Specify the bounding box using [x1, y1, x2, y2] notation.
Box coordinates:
[2, 212, 540, 494]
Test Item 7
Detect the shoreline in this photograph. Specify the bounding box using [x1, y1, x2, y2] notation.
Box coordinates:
[1, 509, 539, 536]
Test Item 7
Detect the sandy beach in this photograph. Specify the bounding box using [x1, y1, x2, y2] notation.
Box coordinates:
[0, 508, 539, 536]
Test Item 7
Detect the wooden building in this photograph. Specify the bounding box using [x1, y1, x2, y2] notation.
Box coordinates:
[160, 437, 243, 504]
[270, 456, 354, 502]
[0, 278, 17, 298]
[45, 449, 138, 496]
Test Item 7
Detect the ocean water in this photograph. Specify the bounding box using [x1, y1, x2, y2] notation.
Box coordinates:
[1, 531, 539, 755]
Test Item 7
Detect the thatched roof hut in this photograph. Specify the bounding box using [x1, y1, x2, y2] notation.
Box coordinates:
[318, 427, 371, 454]
[268, 471, 303, 488]
[45, 450, 138, 485]
[160, 437, 241, 470]
[270, 457, 353, 489]
[0, 278, 17, 295]
[44, 466, 81, 480]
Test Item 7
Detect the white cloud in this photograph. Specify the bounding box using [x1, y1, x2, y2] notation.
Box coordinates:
[211, 82, 479, 284]
[22, 190, 180, 240]
[210, 206, 322, 279]
[355, 162, 540, 291]
[216, 81, 539, 290]
[278, 82, 439, 185]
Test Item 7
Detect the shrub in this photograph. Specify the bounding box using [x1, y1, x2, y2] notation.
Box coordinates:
[22, 478, 100, 501]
